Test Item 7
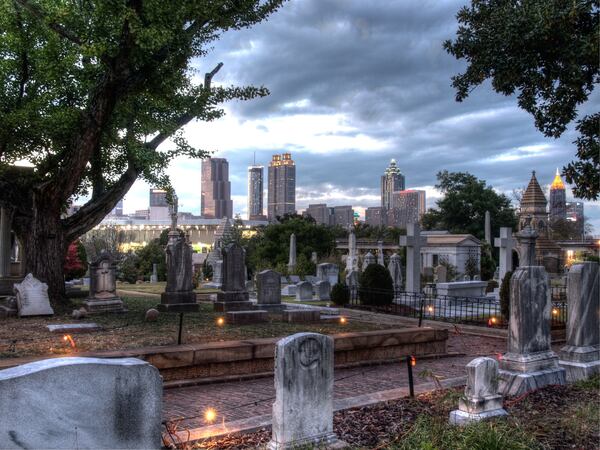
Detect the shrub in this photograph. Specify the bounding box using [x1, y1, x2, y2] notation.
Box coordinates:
[359, 264, 394, 306]
[330, 283, 350, 306]
[500, 271, 512, 321]
[485, 279, 499, 294]
[64, 241, 88, 280]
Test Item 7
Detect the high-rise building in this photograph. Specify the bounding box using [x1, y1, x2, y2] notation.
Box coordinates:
[332, 205, 354, 228]
[247, 165, 265, 220]
[381, 159, 405, 210]
[566, 201, 585, 235]
[305, 203, 329, 225]
[549, 168, 566, 222]
[304, 203, 354, 227]
[201, 158, 233, 219]
[388, 190, 426, 227]
[109, 199, 124, 217]
[149, 189, 169, 221]
[365, 206, 387, 227]
[267, 153, 296, 221]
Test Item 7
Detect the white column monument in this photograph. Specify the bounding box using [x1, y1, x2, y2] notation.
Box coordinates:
[494, 227, 516, 282]
[398, 223, 427, 293]
[287, 233, 297, 274]
[484, 210, 491, 244]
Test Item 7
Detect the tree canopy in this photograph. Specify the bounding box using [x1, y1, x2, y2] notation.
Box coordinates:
[421, 171, 517, 240]
[445, 0, 599, 200]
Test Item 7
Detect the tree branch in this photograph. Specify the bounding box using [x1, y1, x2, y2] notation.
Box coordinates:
[13, 0, 83, 45]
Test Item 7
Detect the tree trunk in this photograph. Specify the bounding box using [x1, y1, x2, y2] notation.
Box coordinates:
[18, 212, 68, 308]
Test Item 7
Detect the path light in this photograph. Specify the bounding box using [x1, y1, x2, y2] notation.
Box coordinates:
[339, 317, 347, 325]
[63, 335, 76, 349]
[410, 356, 416, 367]
[552, 308, 559, 316]
[488, 317, 498, 326]
[216, 317, 225, 326]
[204, 408, 217, 423]
[427, 305, 434, 313]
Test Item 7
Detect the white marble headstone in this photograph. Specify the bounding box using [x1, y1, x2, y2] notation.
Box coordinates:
[14, 273, 54, 317]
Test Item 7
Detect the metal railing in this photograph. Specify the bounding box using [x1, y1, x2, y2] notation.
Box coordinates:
[347, 286, 567, 329]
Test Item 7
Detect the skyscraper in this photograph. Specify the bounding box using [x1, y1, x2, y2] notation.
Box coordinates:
[149, 188, 169, 220]
[381, 159, 405, 210]
[566, 201, 584, 235]
[201, 158, 233, 219]
[549, 168, 566, 222]
[267, 153, 296, 221]
[248, 164, 265, 220]
[388, 189, 426, 227]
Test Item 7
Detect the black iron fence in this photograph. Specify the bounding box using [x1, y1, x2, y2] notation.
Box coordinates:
[348, 286, 567, 329]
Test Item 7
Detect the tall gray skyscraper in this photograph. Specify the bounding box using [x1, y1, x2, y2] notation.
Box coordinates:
[268, 153, 296, 221]
[248, 164, 264, 220]
[201, 158, 233, 219]
[381, 159, 405, 210]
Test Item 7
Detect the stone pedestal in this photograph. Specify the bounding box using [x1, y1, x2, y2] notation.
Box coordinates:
[268, 333, 344, 450]
[213, 243, 252, 312]
[450, 357, 507, 425]
[499, 266, 565, 395]
[317, 263, 339, 286]
[559, 262, 600, 381]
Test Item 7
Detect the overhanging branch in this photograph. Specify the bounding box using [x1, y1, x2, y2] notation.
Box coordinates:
[14, 0, 83, 45]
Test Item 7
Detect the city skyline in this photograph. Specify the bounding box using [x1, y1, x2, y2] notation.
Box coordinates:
[102, 0, 598, 230]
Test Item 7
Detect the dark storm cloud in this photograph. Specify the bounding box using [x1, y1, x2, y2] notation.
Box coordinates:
[198, 0, 598, 227]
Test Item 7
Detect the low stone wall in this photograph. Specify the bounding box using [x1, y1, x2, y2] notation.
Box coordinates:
[0, 328, 448, 383]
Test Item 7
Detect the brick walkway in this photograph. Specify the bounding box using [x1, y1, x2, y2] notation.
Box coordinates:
[163, 333, 507, 430]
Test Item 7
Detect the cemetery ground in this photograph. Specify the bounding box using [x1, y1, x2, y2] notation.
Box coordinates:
[194, 375, 600, 450]
[0, 296, 385, 359]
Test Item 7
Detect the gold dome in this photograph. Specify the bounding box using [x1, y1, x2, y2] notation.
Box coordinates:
[550, 168, 565, 190]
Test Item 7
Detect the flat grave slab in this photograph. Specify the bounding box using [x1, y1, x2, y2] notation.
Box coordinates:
[282, 309, 321, 323]
[47, 323, 102, 333]
[226, 310, 269, 325]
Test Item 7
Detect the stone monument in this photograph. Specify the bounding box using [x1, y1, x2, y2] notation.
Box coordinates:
[157, 196, 198, 312]
[83, 252, 125, 314]
[494, 227, 516, 282]
[287, 233, 297, 274]
[388, 253, 403, 291]
[498, 224, 565, 395]
[268, 333, 343, 450]
[435, 264, 447, 283]
[150, 263, 158, 283]
[399, 223, 427, 293]
[14, 273, 54, 317]
[450, 357, 507, 425]
[296, 281, 313, 302]
[484, 210, 491, 243]
[346, 229, 358, 272]
[317, 263, 338, 286]
[377, 240, 384, 266]
[316, 280, 331, 301]
[346, 269, 360, 291]
[214, 243, 252, 311]
[362, 251, 376, 271]
[311, 251, 318, 264]
[559, 262, 600, 381]
[257, 269, 283, 311]
[0, 357, 162, 449]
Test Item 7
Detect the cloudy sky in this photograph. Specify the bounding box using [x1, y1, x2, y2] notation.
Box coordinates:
[122, 0, 599, 231]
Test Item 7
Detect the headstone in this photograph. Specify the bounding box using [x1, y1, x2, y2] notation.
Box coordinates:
[388, 253, 403, 291]
[268, 333, 342, 450]
[215, 243, 252, 310]
[498, 225, 565, 395]
[398, 223, 427, 293]
[14, 273, 54, 317]
[47, 323, 101, 333]
[473, 274, 480, 281]
[559, 262, 600, 381]
[317, 263, 338, 286]
[289, 275, 301, 284]
[305, 275, 319, 284]
[362, 252, 376, 271]
[484, 210, 491, 244]
[287, 233, 297, 274]
[311, 252, 318, 264]
[145, 308, 159, 322]
[257, 270, 282, 311]
[316, 281, 331, 301]
[150, 263, 158, 283]
[280, 276, 289, 285]
[281, 284, 297, 296]
[450, 357, 507, 425]
[204, 247, 223, 289]
[296, 281, 313, 301]
[377, 241, 384, 266]
[494, 227, 516, 282]
[435, 265, 447, 283]
[0, 357, 162, 449]
[84, 252, 125, 314]
[462, 274, 470, 281]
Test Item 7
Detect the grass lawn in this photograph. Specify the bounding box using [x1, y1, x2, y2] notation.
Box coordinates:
[0, 296, 390, 360]
[116, 281, 232, 295]
[200, 376, 600, 449]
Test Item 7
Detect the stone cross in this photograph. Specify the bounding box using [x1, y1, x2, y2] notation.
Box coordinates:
[494, 227, 516, 282]
[398, 223, 427, 293]
[450, 357, 507, 425]
[268, 333, 341, 450]
[559, 262, 600, 381]
[377, 240, 384, 266]
[388, 253, 403, 291]
[498, 262, 565, 395]
[287, 233, 297, 274]
[362, 251, 376, 271]
[484, 210, 491, 243]
[515, 223, 537, 267]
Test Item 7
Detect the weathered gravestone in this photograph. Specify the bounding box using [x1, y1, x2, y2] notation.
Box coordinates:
[296, 281, 313, 302]
[288, 233, 297, 274]
[288, 275, 301, 284]
[150, 263, 158, 283]
[0, 357, 162, 449]
[361, 252, 376, 271]
[257, 270, 283, 311]
[499, 225, 565, 395]
[84, 252, 125, 314]
[559, 262, 600, 381]
[435, 264, 447, 283]
[14, 273, 53, 317]
[450, 357, 507, 425]
[268, 333, 343, 450]
[317, 263, 339, 286]
[377, 241, 384, 266]
[346, 230, 358, 272]
[388, 253, 403, 291]
[214, 243, 252, 311]
[316, 280, 331, 301]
